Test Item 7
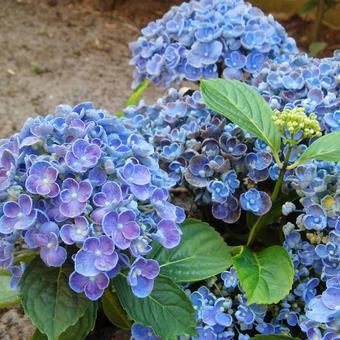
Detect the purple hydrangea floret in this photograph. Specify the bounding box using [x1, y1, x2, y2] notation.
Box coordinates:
[26, 161, 60, 198]
[60, 178, 92, 218]
[0, 194, 37, 234]
[128, 258, 160, 298]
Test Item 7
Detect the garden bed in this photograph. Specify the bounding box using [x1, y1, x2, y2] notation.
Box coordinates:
[0, 0, 337, 138]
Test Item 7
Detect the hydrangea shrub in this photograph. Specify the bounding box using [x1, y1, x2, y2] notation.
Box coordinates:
[125, 81, 340, 340]
[0, 1, 340, 340]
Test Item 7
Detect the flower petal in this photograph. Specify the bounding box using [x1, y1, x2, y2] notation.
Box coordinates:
[40, 246, 67, 267]
[18, 195, 32, 215]
[3, 202, 20, 218]
[131, 276, 154, 298]
[75, 250, 99, 277]
[60, 201, 86, 218]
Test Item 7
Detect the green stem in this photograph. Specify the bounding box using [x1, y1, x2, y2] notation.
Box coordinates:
[311, 0, 325, 43]
[246, 215, 265, 247]
[14, 249, 38, 264]
[213, 283, 223, 297]
[271, 145, 292, 203]
[286, 161, 299, 170]
[272, 151, 282, 169]
[126, 79, 151, 106]
[247, 145, 293, 247]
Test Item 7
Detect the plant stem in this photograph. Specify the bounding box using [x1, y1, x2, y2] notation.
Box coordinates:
[247, 145, 293, 247]
[311, 0, 325, 43]
[246, 215, 264, 247]
[271, 145, 292, 204]
[272, 151, 282, 169]
[14, 249, 38, 264]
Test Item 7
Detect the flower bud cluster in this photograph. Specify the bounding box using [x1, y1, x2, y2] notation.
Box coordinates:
[272, 107, 322, 143]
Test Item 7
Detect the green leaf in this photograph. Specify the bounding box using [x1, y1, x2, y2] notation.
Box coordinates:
[32, 303, 97, 340]
[127, 79, 151, 106]
[233, 246, 294, 305]
[309, 41, 327, 57]
[59, 302, 97, 340]
[0, 272, 20, 308]
[294, 132, 340, 166]
[114, 274, 197, 338]
[149, 218, 231, 282]
[102, 288, 132, 330]
[20, 257, 93, 340]
[201, 79, 281, 156]
[251, 335, 300, 340]
[299, 0, 317, 14]
[32, 329, 47, 340]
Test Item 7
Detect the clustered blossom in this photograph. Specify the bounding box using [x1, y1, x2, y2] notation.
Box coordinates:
[131, 158, 340, 340]
[125, 89, 276, 224]
[125, 88, 339, 339]
[129, 0, 298, 88]
[252, 51, 340, 132]
[0, 102, 184, 301]
[272, 108, 322, 143]
[280, 160, 340, 339]
[128, 2, 339, 338]
[133, 196, 339, 340]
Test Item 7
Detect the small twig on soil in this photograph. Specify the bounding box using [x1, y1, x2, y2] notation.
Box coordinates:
[170, 187, 189, 193]
[105, 15, 140, 33]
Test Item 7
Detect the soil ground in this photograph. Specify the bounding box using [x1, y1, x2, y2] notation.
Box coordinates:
[0, 0, 338, 339]
[0, 0, 182, 138]
[0, 0, 338, 138]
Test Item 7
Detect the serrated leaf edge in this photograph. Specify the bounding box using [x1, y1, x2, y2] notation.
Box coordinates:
[20, 262, 90, 340]
[114, 274, 197, 338]
[153, 218, 232, 282]
[201, 79, 281, 154]
[233, 246, 294, 305]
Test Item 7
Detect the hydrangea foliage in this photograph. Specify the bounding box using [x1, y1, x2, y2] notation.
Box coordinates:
[124, 88, 340, 339]
[0, 102, 184, 301]
[127, 90, 340, 339]
[129, 0, 298, 88]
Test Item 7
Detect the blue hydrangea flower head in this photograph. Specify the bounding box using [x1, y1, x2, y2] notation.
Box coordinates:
[124, 88, 290, 226]
[0, 102, 185, 301]
[130, 0, 298, 88]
